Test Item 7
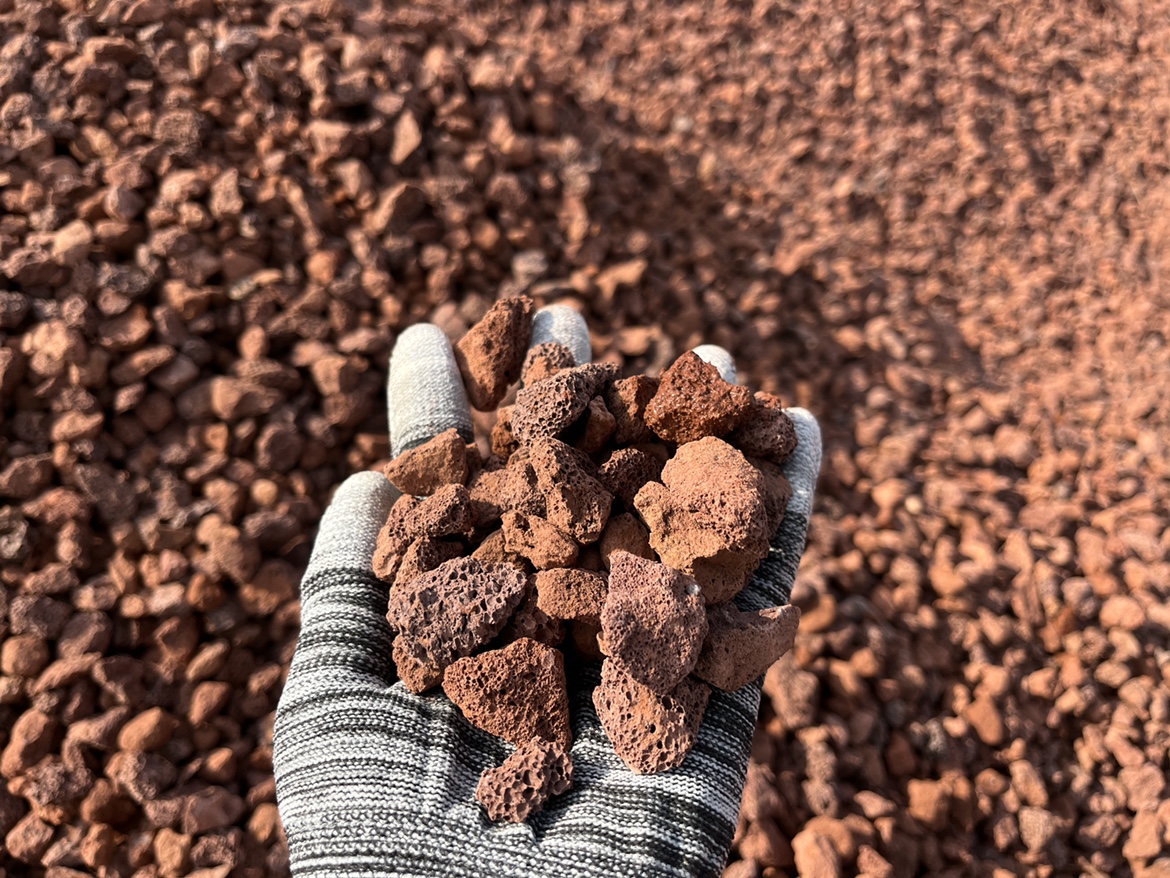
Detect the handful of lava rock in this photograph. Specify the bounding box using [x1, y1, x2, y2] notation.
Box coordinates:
[375, 297, 801, 823]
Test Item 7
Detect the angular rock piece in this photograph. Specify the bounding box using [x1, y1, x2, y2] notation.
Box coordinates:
[499, 581, 565, 647]
[455, 297, 535, 411]
[569, 396, 616, 454]
[599, 513, 655, 568]
[499, 455, 546, 518]
[521, 342, 576, 386]
[728, 392, 798, 463]
[373, 494, 419, 582]
[392, 537, 464, 590]
[599, 552, 707, 693]
[501, 511, 578, 569]
[471, 529, 528, 570]
[477, 738, 574, 824]
[593, 660, 710, 774]
[511, 362, 619, 442]
[606, 375, 659, 444]
[598, 447, 663, 507]
[467, 467, 507, 528]
[534, 568, 608, 623]
[644, 352, 753, 444]
[443, 638, 572, 748]
[405, 484, 473, 539]
[491, 406, 520, 460]
[386, 558, 526, 670]
[569, 620, 604, 661]
[528, 437, 612, 544]
[693, 604, 801, 691]
[383, 429, 469, 495]
[750, 457, 793, 538]
[634, 437, 771, 604]
[392, 633, 443, 693]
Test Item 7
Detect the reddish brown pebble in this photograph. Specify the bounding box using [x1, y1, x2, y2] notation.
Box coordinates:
[598, 447, 664, 507]
[499, 582, 566, 647]
[749, 457, 793, 538]
[383, 429, 469, 495]
[634, 437, 770, 604]
[387, 557, 526, 671]
[373, 494, 419, 581]
[467, 467, 508, 528]
[499, 454, 547, 518]
[528, 437, 613, 544]
[534, 568, 608, 623]
[511, 363, 619, 442]
[392, 633, 443, 693]
[501, 511, 579, 569]
[644, 352, 753, 444]
[471, 529, 529, 570]
[443, 638, 572, 748]
[592, 660, 710, 774]
[455, 296, 535, 410]
[571, 396, 617, 453]
[606, 375, 659, 444]
[521, 342, 576, 385]
[490, 406, 520, 459]
[392, 537, 464, 590]
[599, 513, 655, 568]
[405, 484, 474, 539]
[600, 552, 707, 694]
[728, 392, 798, 463]
[693, 604, 801, 691]
[476, 739, 574, 823]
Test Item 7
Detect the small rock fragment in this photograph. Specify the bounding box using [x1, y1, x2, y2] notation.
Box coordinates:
[383, 429, 469, 495]
[592, 660, 710, 774]
[598, 447, 664, 507]
[605, 375, 659, 444]
[405, 484, 473, 539]
[392, 537, 464, 590]
[454, 296, 535, 410]
[521, 342, 576, 385]
[534, 568, 608, 623]
[476, 739, 573, 823]
[511, 363, 619, 442]
[528, 437, 613, 544]
[693, 604, 801, 691]
[644, 352, 753, 443]
[599, 513, 655, 568]
[443, 638, 572, 748]
[728, 392, 799, 463]
[501, 511, 579, 569]
[600, 552, 707, 694]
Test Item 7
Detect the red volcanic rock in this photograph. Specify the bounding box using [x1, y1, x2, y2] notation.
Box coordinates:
[693, 603, 801, 691]
[534, 568, 608, 623]
[605, 375, 659, 444]
[527, 437, 613, 544]
[476, 738, 574, 823]
[511, 362, 619, 442]
[644, 352, 753, 444]
[455, 296, 534, 411]
[383, 428, 469, 494]
[728, 392, 799, 464]
[520, 342, 576, 386]
[501, 511, 579, 570]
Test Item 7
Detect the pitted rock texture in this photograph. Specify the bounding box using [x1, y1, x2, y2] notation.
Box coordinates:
[501, 511, 579, 569]
[749, 457, 794, 537]
[644, 352, 753, 444]
[599, 513, 655, 568]
[521, 342, 576, 386]
[470, 529, 528, 570]
[466, 467, 508, 528]
[392, 633, 443, 694]
[600, 552, 707, 694]
[570, 396, 617, 454]
[490, 405, 520, 460]
[598, 447, 664, 507]
[511, 362, 619, 442]
[454, 296, 534, 411]
[592, 660, 711, 775]
[443, 638, 572, 749]
[373, 494, 419, 582]
[476, 738, 574, 824]
[387, 557, 526, 672]
[499, 582, 566, 647]
[383, 428, 469, 495]
[499, 455, 547, 518]
[528, 437, 613, 544]
[634, 437, 771, 604]
[392, 537, 464, 590]
[405, 484, 473, 540]
[534, 568, 608, 623]
[606, 375, 659, 444]
[693, 603, 801, 691]
[728, 392, 799, 463]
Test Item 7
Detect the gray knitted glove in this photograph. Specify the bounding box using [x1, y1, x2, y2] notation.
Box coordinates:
[274, 308, 822, 878]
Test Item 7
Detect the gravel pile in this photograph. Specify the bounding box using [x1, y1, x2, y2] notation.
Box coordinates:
[2, 0, 1169, 876]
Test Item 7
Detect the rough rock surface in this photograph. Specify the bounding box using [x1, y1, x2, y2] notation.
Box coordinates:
[501, 511, 579, 569]
[476, 739, 574, 823]
[728, 392, 799, 464]
[634, 438, 771, 603]
[644, 352, 753, 444]
[534, 568, 609, 623]
[404, 485, 474, 540]
[599, 513, 656, 568]
[521, 342, 577, 386]
[606, 375, 660, 445]
[592, 660, 711, 775]
[443, 639, 572, 748]
[511, 363, 619, 442]
[386, 558, 526, 671]
[599, 552, 707, 694]
[598, 448, 664, 507]
[693, 604, 801, 691]
[527, 438, 613, 544]
[454, 297, 534, 410]
[383, 429, 469, 495]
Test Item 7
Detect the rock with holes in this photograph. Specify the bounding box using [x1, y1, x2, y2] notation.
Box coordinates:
[728, 392, 798, 463]
[383, 428, 469, 494]
[501, 511, 578, 569]
[693, 603, 801, 691]
[392, 537, 464, 590]
[387, 557, 526, 672]
[527, 437, 612, 544]
[644, 352, 753, 444]
[521, 342, 576, 385]
[605, 375, 659, 444]
[634, 437, 770, 604]
[599, 552, 707, 693]
[405, 484, 473, 539]
[454, 296, 534, 410]
[598, 447, 663, 507]
[511, 363, 619, 442]
[593, 660, 710, 774]
[443, 638, 572, 748]
[477, 739, 574, 823]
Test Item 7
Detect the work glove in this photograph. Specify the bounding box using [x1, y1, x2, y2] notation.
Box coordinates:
[274, 306, 822, 878]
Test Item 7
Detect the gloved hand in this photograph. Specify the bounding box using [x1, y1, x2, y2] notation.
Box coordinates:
[274, 306, 822, 878]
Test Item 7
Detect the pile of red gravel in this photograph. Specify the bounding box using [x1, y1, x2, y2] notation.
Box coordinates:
[2, 0, 1170, 876]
